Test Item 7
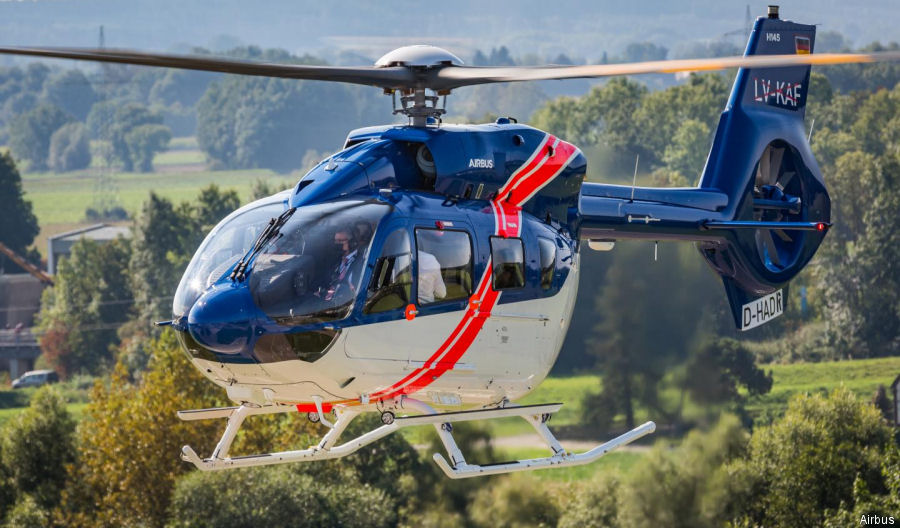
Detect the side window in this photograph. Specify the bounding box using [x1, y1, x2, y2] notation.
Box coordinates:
[538, 237, 556, 290]
[415, 228, 473, 305]
[364, 228, 412, 314]
[491, 237, 525, 290]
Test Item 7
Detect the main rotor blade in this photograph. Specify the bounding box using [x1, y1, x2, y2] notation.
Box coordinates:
[1, 45, 898, 92]
[430, 51, 900, 90]
[0, 46, 415, 89]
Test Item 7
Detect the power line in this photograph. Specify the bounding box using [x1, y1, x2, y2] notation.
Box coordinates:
[0, 295, 175, 313]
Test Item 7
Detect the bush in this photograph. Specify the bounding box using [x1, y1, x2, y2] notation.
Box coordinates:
[617, 414, 749, 528]
[726, 387, 897, 528]
[557, 474, 621, 528]
[167, 467, 396, 528]
[48, 122, 91, 172]
[468, 474, 561, 528]
[3, 494, 50, 528]
[0, 387, 75, 510]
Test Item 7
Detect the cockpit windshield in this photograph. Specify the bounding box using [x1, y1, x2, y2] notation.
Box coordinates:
[248, 201, 390, 325]
[173, 200, 284, 318]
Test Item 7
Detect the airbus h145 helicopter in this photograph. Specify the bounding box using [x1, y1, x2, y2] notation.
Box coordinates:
[3, 6, 899, 478]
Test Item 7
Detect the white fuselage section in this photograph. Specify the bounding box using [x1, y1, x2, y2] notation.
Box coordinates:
[191, 255, 579, 409]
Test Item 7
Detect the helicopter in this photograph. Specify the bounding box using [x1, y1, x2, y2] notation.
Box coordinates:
[3, 6, 899, 479]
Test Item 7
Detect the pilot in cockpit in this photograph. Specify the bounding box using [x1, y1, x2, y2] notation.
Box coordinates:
[323, 226, 362, 301]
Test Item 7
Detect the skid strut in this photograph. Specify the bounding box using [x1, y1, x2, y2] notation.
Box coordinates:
[177, 399, 655, 477]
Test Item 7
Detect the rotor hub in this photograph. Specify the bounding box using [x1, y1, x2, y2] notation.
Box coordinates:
[376, 46, 462, 126]
[374, 45, 463, 68]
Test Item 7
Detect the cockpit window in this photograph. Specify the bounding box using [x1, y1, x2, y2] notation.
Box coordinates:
[173, 201, 284, 317]
[249, 201, 391, 325]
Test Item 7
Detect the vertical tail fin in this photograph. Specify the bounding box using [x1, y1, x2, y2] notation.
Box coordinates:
[696, 9, 830, 330]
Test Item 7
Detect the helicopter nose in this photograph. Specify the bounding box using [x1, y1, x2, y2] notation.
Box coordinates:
[187, 284, 256, 355]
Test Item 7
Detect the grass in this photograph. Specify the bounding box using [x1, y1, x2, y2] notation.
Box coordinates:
[153, 148, 206, 166]
[22, 167, 297, 226]
[745, 356, 900, 420]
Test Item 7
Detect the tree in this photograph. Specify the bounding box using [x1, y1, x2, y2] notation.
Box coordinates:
[129, 193, 184, 328]
[148, 69, 217, 108]
[683, 338, 773, 407]
[7, 103, 73, 170]
[42, 69, 97, 121]
[557, 474, 620, 528]
[37, 237, 132, 377]
[22, 63, 49, 93]
[0, 152, 39, 272]
[109, 102, 164, 171]
[0, 387, 76, 511]
[661, 118, 711, 181]
[85, 99, 117, 139]
[48, 122, 91, 172]
[726, 387, 897, 528]
[3, 494, 50, 528]
[799, 83, 900, 358]
[129, 186, 240, 331]
[56, 331, 224, 528]
[196, 49, 381, 171]
[124, 123, 171, 172]
[0, 92, 37, 124]
[192, 184, 240, 231]
[583, 242, 719, 430]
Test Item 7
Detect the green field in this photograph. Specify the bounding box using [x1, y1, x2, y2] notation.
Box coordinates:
[745, 355, 900, 420]
[20, 138, 301, 257]
[22, 167, 296, 225]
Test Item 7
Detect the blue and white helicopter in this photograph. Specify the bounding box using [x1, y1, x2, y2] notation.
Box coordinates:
[4, 7, 898, 478]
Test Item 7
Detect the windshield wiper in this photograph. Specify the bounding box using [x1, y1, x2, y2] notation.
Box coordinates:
[230, 207, 296, 282]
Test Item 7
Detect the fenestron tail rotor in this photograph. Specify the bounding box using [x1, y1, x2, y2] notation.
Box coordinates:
[750, 143, 810, 273]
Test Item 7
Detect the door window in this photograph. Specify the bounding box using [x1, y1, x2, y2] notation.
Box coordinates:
[364, 228, 413, 314]
[415, 229, 473, 305]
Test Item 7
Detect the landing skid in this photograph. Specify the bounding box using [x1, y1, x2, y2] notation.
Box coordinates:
[177, 398, 656, 478]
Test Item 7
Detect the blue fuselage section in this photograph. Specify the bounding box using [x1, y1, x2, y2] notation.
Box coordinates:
[176, 122, 584, 365]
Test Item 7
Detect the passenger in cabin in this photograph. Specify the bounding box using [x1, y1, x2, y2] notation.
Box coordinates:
[354, 221, 374, 246]
[323, 227, 362, 301]
[417, 250, 446, 304]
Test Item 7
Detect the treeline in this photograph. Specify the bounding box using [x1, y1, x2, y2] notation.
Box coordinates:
[0, 64, 174, 173]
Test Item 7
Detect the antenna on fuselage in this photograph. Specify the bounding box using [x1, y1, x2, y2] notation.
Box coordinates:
[630, 154, 640, 202]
